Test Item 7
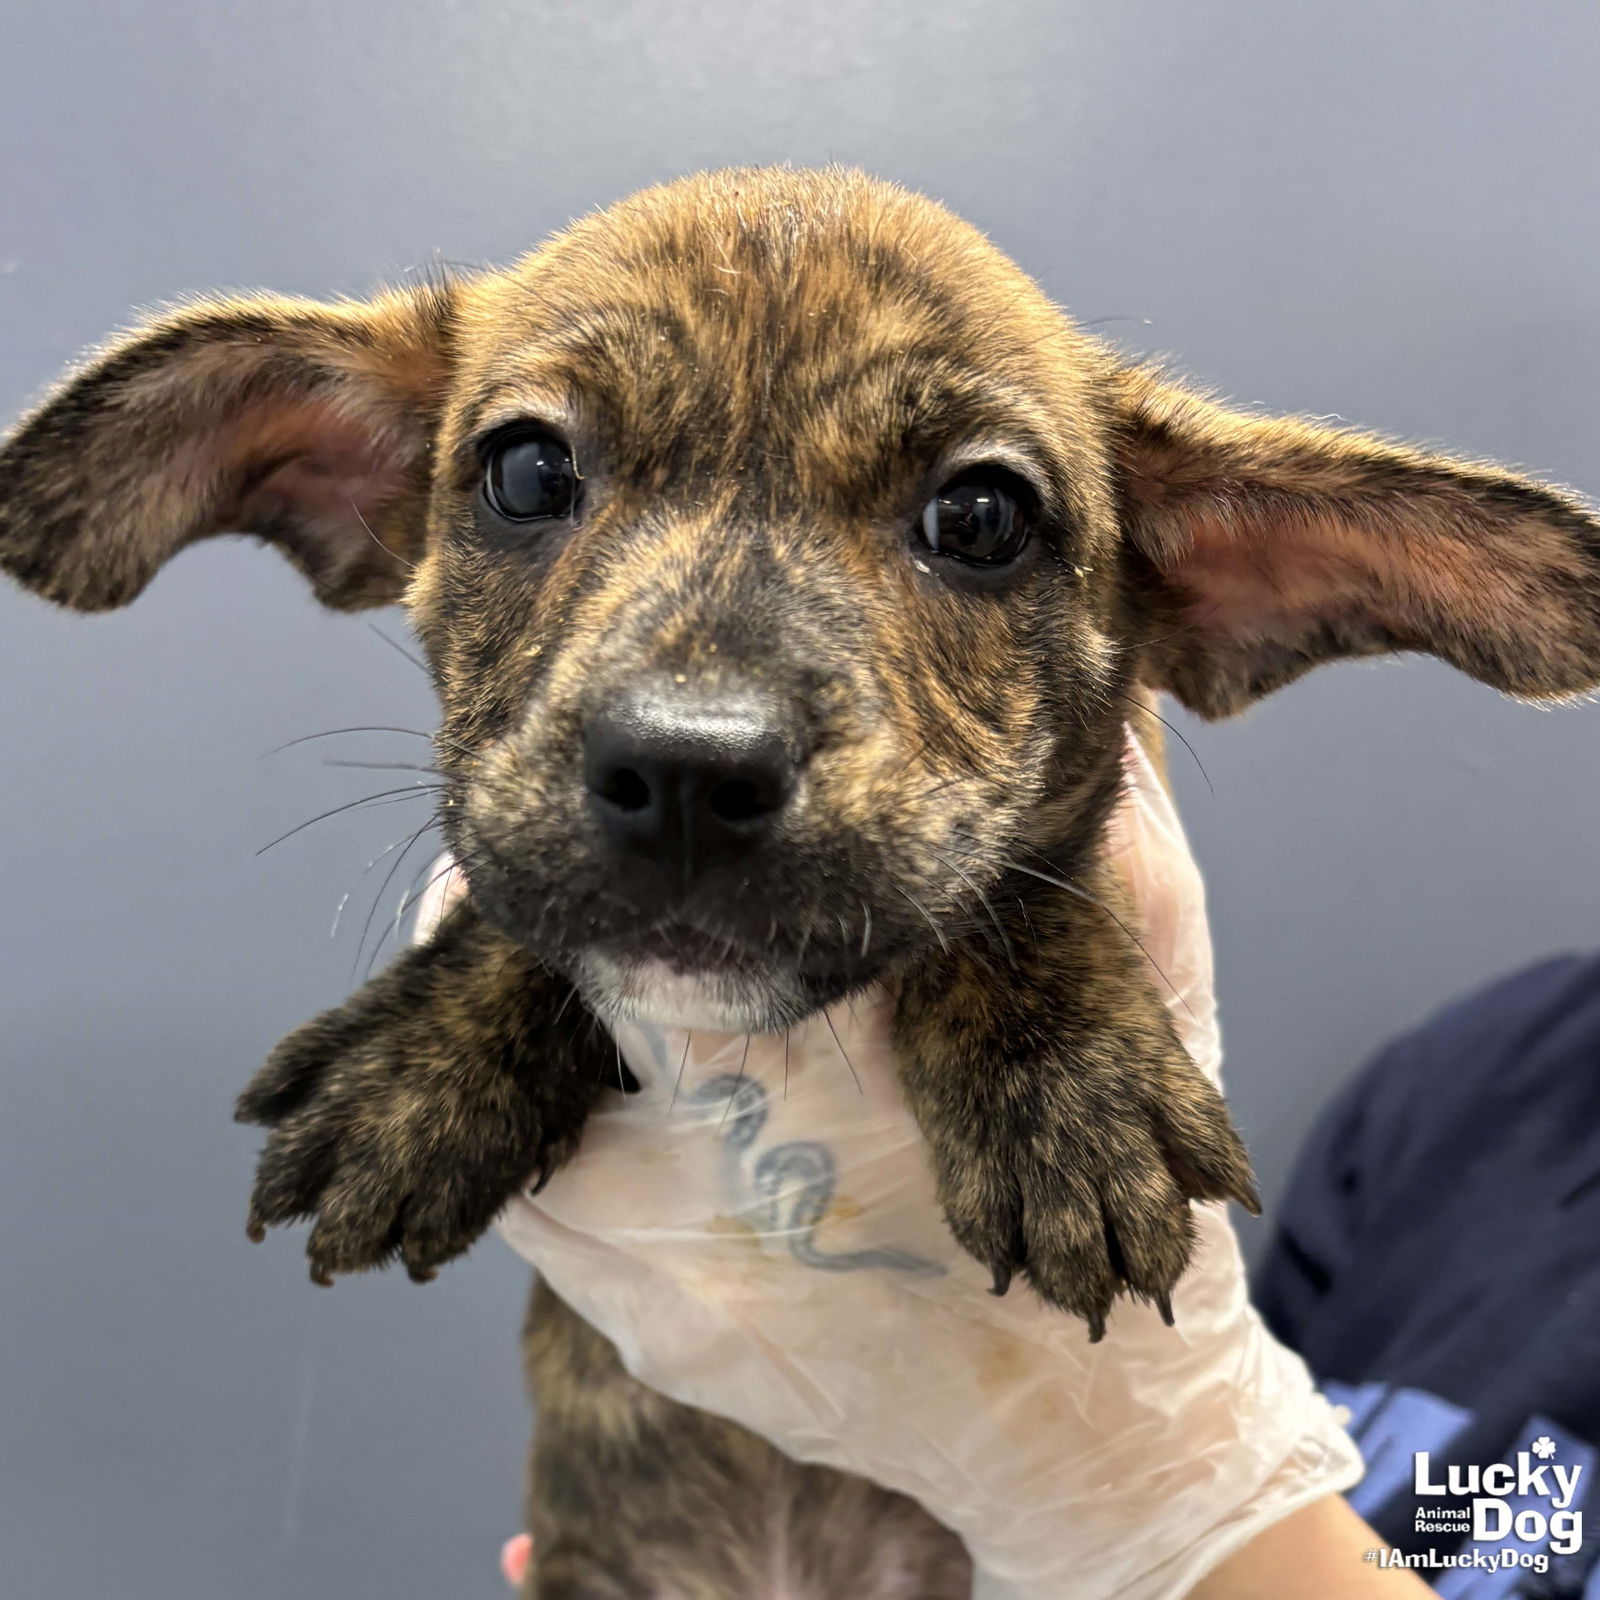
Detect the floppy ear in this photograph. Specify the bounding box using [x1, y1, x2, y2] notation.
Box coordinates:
[1112, 367, 1600, 719]
[0, 285, 454, 613]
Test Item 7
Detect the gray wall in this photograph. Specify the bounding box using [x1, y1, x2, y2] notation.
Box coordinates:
[3, 3, 1598, 1595]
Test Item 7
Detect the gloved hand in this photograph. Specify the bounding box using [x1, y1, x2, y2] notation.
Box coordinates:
[418, 734, 1362, 1600]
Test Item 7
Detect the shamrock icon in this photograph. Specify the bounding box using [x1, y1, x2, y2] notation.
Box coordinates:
[1531, 1436, 1558, 1460]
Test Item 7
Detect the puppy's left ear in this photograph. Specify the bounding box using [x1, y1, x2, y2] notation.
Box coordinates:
[1113, 367, 1600, 718]
[0, 285, 454, 613]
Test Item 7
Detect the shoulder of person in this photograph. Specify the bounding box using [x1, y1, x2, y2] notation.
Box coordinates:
[1285, 949, 1600, 1222]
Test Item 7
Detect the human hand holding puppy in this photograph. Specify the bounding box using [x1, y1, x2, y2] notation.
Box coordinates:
[423, 733, 1364, 1600]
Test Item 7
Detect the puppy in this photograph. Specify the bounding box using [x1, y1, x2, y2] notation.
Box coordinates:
[5, 167, 1600, 1596]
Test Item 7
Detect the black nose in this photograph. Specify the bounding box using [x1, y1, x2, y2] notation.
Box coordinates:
[584, 687, 796, 872]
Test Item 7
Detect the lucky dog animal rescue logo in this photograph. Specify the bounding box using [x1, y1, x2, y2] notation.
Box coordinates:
[1370, 1441, 1585, 1575]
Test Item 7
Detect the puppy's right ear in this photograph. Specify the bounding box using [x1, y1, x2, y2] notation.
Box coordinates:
[0, 285, 454, 613]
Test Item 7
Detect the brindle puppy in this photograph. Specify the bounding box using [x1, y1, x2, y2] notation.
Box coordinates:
[5, 167, 1600, 1594]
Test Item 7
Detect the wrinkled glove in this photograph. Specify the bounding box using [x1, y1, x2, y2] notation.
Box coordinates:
[418, 735, 1362, 1600]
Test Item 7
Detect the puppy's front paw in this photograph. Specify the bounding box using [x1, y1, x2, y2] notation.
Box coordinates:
[236, 904, 598, 1284]
[239, 1024, 571, 1285]
[931, 1047, 1257, 1340]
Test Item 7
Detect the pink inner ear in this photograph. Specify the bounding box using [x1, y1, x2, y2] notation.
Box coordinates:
[1119, 377, 1600, 708]
[253, 445, 400, 536]
[1169, 518, 1369, 637]
[1164, 504, 1542, 651]
[232, 399, 405, 531]
[222, 397, 415, 590]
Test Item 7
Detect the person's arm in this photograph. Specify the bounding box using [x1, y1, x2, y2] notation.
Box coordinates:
[1186, 1494, 1430, 1599]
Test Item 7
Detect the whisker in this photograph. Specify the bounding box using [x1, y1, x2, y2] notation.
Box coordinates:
[1105, 610, 1214, 658]
[352, 819, 441, 978]
[584, 1014, 609, 1087]
[893, 884, 950, 954]
[407, 856, 469, 932]
[322, 758, 442, 775]
[350, 499, 416, 573]
[1012, 890, 1036, 944]
[360, 847, 456, 981]
[387, 849, 450, 958]
[402, 255, 486, 277]
[998, 857, 1195, 1021]
[929, 848, 1016, 970]
[822, 1010, 863, 1095]
[255, 784, 442, 856]
[367, 620, 427, 674]
[265, 723, 479, 764]
[669, 1033, 693, 1111]
[881, 728, 941, 786]
[719, 1034, 753, 1129]
[332, 822, 434, 939]
[905, 775, 966, 806]
[1115, 694, 1212, 794]
[264, 726, 437, 756]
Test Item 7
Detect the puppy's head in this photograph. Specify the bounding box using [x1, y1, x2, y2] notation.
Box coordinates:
[7, 167, 1600, 1030]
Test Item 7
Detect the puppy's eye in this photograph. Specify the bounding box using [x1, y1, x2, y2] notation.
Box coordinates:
[483, 428, 579, 522]
[918, 471, 1032, 567]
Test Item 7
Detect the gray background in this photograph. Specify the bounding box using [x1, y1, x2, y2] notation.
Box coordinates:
[3, 2, 1598, 1595]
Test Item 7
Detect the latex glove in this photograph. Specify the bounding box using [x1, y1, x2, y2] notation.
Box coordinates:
[417, 735, 1362, 1600]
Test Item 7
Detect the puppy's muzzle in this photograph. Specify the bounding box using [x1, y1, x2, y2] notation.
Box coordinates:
[583, 682, 798, 880]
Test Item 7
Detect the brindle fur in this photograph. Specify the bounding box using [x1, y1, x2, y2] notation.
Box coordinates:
[6, 167, 1600, 1595]
[524, 1283, 972, 1598]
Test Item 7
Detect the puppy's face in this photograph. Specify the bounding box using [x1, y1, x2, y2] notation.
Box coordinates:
[416, 176, 1128, 1029]
[6, 166, 1600, 1030]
